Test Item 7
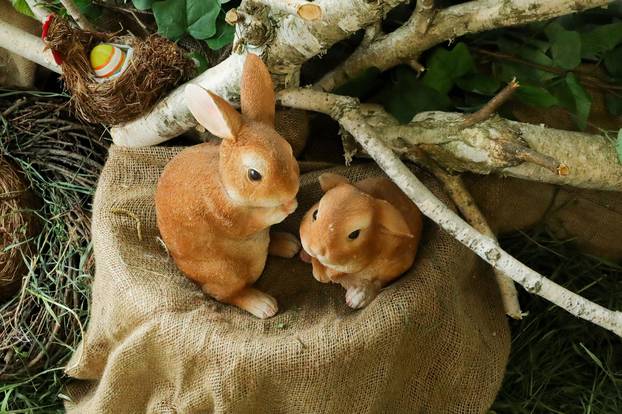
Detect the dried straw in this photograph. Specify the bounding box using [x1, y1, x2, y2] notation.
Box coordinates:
[45, 17, 193, 126]
[0, 89, 108, 404]
[0, 157, 37, 301]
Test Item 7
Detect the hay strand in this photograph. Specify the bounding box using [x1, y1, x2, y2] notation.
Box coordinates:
[0, 89, 108, 410]
[0, 159, 38, 302]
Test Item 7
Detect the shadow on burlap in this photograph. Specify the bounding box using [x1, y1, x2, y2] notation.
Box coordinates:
[64, 145, 621, 413]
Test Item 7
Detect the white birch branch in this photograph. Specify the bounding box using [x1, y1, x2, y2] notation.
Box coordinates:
[416, 157, 522, 319]
[278, 87, 622, 337]
[59, 0, 97, 31]
[253, 0, 322, 21]
[0, 20, 61, 74]
[316, 0, 612, 91]
[23, 0, 49, 23]
[111, 0, 410, 147]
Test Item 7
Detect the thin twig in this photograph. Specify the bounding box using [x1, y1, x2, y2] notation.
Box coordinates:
[502, 141, 570, 176]
[2, 98, 28, 117]
[463, 78, 519, 127]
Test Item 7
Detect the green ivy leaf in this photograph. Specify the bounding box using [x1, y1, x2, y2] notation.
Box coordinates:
[616, 129, 622, 164]
[514, 84, 559, 108]
[132, 0, 153, 11]
[544, 22, 581, 70]
[376, 66, 452, 123]
[604, 45, 622, 78]
[516, 46, 554, 67]
[581, 22, 622, 58]
[153, 0, 187, 40]
[605, 94, 622, 116]
[455, 74, 500, 96]
[422, 42, 475, 94]
[10, 0, 34, 17]
[187, 0, 220, 40]
[552, 73, 592, 130]
[206, 17, 235, 50]
[74, 0, 102, 21]
[334, 67, 381, 98]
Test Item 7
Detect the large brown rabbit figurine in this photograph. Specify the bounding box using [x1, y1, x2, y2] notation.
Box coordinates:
[155, 54, 301, 319]
[299, 174, 423, 309]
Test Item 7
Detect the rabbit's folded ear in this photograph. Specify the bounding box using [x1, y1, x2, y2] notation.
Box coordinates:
[319, 173, 350, 192]
[377, 200, 414, 238]
[241, 54, 276, 126]
[185, 84, 242, 140]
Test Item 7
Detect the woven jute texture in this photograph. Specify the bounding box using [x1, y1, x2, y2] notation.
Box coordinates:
[65, 145, 513, 413]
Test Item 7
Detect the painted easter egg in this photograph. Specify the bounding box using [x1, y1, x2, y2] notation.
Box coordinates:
[90, 43, 127, 79]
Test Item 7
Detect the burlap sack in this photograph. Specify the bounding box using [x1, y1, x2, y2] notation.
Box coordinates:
[64, 145, 511, 413]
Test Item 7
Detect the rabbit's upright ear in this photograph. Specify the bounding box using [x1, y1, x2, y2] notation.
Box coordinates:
[185, 84, 242, 140]
[240, 54, 275, 126]
[318, 173, 349, 192]
[377, 200, 414, 238]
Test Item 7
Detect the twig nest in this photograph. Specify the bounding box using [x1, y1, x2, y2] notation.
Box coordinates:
[0, 158, 37, 302]
[44, 16, 194, 125]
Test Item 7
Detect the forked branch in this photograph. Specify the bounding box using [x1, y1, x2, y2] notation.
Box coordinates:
[278, 88, 622, 337]
[410, 149, 522, 319]
[316, 0, 611, 91]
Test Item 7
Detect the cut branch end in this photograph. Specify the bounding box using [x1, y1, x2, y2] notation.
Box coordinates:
[225, 9, 242, 25]
[297, 3, 322, 21]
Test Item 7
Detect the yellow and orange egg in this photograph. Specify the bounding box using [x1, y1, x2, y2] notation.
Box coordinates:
[89, 43, 130, 80]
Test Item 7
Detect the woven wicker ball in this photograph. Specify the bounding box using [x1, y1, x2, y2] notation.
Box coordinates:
[0, 158, 36, 301]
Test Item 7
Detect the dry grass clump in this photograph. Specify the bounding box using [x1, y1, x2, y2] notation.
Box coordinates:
[0, 157, 38, 302]
[492, 228, 622, 414]
[0, 89, 108, 411]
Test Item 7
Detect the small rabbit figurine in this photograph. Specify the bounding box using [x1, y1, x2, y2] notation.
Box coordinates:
[299, 174, 423, 309]
[155, 54, 301, 319]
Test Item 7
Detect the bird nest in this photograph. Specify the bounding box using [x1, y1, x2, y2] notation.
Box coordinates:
[0, 89, 108, 384]
[44, 16, 194, 125]
[0, 158, 37, 302]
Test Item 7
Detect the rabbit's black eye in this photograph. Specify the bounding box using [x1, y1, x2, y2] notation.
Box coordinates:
[312, 209, 318, 221]
[348, 229, 360, 240]
[248, 169, 262, 181]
